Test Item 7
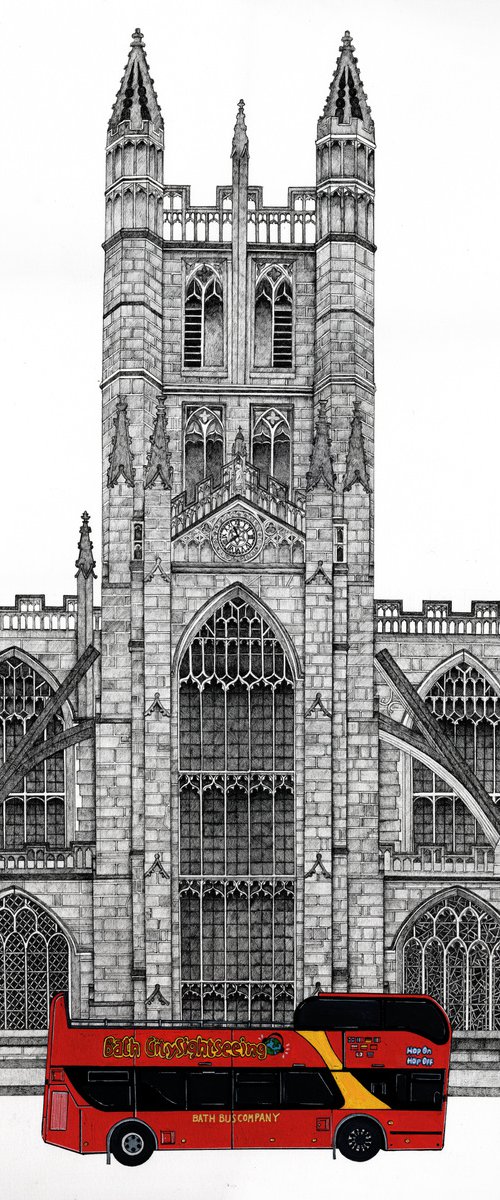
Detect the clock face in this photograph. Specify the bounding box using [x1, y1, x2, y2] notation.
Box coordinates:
[219, 516, 257, 557]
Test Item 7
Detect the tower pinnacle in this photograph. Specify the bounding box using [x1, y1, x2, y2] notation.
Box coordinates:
[320, 30, 373, 134]
[75, 511, 96, 579]
[108, 29, 163, 137]
[232, 99, 249, 159]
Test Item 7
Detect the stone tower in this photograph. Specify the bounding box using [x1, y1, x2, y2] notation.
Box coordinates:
[90, 27, 378, 1024]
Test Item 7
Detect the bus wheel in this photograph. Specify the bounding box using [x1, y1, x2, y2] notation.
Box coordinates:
[109, 1121, 155, 1166]
[336, 1117, 382, 1162]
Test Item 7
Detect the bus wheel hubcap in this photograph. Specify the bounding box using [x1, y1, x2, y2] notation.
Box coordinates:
[122, 1132, 144, 1156]
[348, 1127, 372, 1154]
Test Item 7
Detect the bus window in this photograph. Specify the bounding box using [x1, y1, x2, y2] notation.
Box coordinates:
[294, 996, 382, 1031]
[409, 1073, 444, 1110]
[282, 1069, 343, 1108]
[383, 998, 449, 1045]
[135, 1069, 186, 1111]
[66, 1067, 133, 1111]
[234, 1070, 280, 1109]
[350, 1069, 445, 1111]
[186, 1071, 231, 1110]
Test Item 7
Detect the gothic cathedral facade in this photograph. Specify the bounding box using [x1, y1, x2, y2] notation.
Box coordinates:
[0, 30, 499, 1094]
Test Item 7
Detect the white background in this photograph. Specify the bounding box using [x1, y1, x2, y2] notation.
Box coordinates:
[0, 0, 499, 1194]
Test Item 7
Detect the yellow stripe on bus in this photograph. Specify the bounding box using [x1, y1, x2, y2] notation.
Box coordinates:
[298, 1029, 389, 1111]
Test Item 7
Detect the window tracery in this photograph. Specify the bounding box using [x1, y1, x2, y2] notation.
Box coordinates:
[252, 409, 291, 494]
[184, 265, 224, 368]
[254, 265, 293, 369]
[178, 597, 295, 1025]
[412, 662, 500, 851]
[0, 893, 69, 1029]
[0, 657, 66, 849]
[401, 893, 500, 1031]
[184, 406, 224, 502]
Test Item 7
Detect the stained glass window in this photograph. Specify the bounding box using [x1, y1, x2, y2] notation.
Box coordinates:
[0, 892, 70, 1030]
[0, 656, 66, 848]
[178, 597, 295, 1024]
[402, 893, 500, 1031]
[184, 406, 224, 502]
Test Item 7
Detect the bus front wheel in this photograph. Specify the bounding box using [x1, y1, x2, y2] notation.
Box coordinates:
[109, 1121, 155, 1166]
[336, 1117, 382, 1162]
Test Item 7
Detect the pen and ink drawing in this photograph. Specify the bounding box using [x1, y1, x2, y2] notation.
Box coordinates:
[0, 27, 497, 1102]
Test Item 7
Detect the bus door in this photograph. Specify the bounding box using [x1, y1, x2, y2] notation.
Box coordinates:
[135, 1067, 233, 1149]
[231, 1067, 342, 1150]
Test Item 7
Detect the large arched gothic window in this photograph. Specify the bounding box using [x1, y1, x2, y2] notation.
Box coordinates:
[184, 406, 224, 502]
[254, 266, 293, 369]
[252, 408, 291, 494]
[412, 662, 500, 852]
[0, 656, 66, 849]
[0, 892, 70, 1029]
[401, 892, 500, 1031]
[184, 265, 224, 369]
[178, 596, 295, 1026]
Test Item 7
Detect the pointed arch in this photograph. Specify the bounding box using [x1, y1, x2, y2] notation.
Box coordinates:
[394, 888, 500, 1031]
[0, 649, 71, 850]
[173, 583, 302, 681]
[398, 651, 500, 851]
[0, 888, 72, 1029]
[176, 588, 296, 1026]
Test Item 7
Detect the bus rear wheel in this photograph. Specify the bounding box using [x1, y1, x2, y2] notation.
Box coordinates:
[336, 1117, 382, 1162]
[110, 1121, 155, 1166]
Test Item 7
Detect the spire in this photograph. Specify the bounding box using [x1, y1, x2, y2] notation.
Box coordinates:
[306, 399, 335, 492]
[107, 399, 136, 487]
[108, 29, 163, 137]
[145, 397, 173, 489]
[232, 99, 249, 159]
[321, 30, 373, 134]
[344, 400, 370, 491]
[75, 512, 96, 579]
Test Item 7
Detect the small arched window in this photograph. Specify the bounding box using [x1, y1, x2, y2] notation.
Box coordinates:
[254, 266, 293, 369]
[184, 265, 224, 369]
[184, 406, 224, 502]
[252, 409, 291, 494]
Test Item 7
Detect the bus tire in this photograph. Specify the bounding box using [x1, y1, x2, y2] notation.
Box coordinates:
[335, 1116, 383, 1162]
[109, 1121, 155, 1166]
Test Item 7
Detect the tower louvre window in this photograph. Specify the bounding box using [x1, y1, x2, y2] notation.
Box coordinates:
[184, 406, 224, 502]
[184, 266, 224, 369]
[254, 266, 293, 370]
[252, 408, 291, 494]
[178, 596, 295, 1026]
[335, 66, 363, 123]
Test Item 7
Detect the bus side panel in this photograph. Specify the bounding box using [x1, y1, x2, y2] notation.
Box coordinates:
[81, 1107, 136, 1155]
[232, 1108, 333, 1150]
[381, 1105, 446, 1152]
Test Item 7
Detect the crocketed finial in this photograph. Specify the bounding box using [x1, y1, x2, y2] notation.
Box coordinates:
[232, 99, 249, 159]
[131, 28, 144, 46]
[341, 30, 354, 49]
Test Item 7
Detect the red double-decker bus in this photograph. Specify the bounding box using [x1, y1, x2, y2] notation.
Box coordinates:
[42, 992, 451, 1166]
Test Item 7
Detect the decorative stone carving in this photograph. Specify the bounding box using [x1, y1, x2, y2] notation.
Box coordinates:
[107, 399, 135, 487]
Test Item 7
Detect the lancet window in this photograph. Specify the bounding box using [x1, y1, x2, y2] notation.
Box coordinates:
[184, 406, 224, 502]
[0, 892, 69, 1030]
[254, 266, 293, 369]
[412, 662, 500, 852]
[0, 656, 66, 849]
[402, 893, 500, 1032]
[184, 265, 224, 368]
[252, 408, 291, 493]
[178, 596, 295, 1025]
